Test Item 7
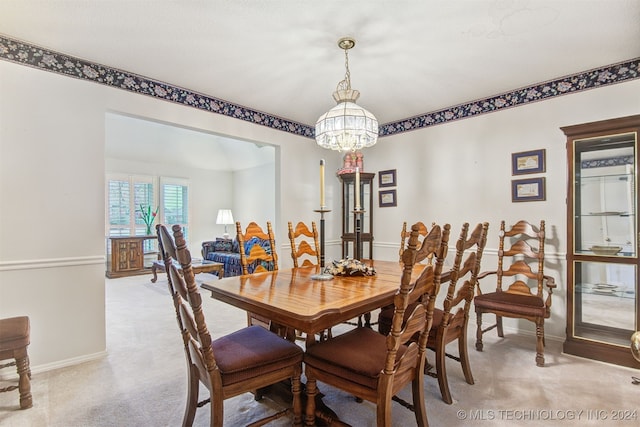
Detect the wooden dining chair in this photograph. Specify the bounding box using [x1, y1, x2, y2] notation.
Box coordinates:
[378, 221, 441, 336]
[288, 221, 320, 268]
[0, 316, 32, 409]
[304, 222, 450, 427]
[424, 222, 488, 404]
[236, 221, 278, 275]
[474, 220, 556, 367]
[236, 221, 280, 331]
[287, 220, 332, 341]
[157, 224, 303, 427]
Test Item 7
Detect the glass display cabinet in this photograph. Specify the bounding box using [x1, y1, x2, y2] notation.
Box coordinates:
[562, 115, 640, 368]
[338, 172, 375, 259]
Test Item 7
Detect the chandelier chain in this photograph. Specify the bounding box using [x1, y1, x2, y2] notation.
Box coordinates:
[337, 47, 352, 92]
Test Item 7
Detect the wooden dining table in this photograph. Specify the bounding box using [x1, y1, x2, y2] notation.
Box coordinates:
[200, 260, 431, 346]
[200, 259, 446, 425]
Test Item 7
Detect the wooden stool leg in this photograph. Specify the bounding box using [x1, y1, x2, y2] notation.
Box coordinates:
[16, 349, 32, 409]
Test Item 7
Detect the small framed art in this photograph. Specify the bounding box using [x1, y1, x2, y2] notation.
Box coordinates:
[511, 177, 546, 202]
[378, 169, 397, 187]
[379, 189, 397, 207]
[512, 149, 546, 175]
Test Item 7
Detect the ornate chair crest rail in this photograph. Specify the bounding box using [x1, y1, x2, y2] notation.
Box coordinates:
[399, 221, 435, 263]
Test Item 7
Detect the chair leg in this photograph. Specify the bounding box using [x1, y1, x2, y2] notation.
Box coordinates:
[376, 394, 393, 427]
[412, 365, 429, 427]
[535, 318, 545, 367]
[458, 328, 474, 386]
[435, 340, 452, 404]
[475, 312, 484, 351]
[496, 315, 504, 337]
[211, 394, 224, 427]
[291, 367, 303, 426]
[304, 376, 318, 426]
[182, 364, 199, 427]
[15, 351, 32, 409]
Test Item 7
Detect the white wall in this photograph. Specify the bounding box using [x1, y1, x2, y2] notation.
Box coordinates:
[0, 59, 321, 370]
[366, 79, 640, 339]
[1, 56, 639, 370]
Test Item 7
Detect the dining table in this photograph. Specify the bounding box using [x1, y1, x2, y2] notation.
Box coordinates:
[200, 260, 434, 347]
[200, 259, 447, 425]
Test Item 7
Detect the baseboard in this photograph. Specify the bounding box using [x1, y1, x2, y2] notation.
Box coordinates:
[0, 350, 107, 380]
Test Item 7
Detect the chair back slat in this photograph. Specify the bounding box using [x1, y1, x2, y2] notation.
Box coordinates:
[288, 221, 320, 268]
[496, 220, 546, 298]
[441, 222, 489, 328]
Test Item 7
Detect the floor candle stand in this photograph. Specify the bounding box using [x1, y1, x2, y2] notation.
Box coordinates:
[312, 208, 333, 281]
[354, 208, 364, 261]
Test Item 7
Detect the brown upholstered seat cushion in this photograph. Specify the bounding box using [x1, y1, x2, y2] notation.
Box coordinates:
[213, 325, 303, 386]
[304, 327, 408, 389]
[0, 316, 30, 351]
[474, 292, 545, 317]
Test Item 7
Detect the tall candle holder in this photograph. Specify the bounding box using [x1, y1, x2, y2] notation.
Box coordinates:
[353, 207, 364, 261]
[312, 207, 334, 281]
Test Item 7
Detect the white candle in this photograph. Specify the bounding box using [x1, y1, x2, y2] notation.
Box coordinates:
[355, 167, 361, 209]
[320, 159, 325, 208]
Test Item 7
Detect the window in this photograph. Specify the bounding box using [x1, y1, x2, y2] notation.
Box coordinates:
[161, 177, 190, 241]
[107, 174, 156, 238]
[106, 174, 190, 248]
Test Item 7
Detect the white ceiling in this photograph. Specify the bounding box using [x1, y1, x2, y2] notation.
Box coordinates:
[2, 0, 639, 128]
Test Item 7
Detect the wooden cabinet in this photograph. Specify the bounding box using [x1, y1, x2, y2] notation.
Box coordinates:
[338, 172, 375, 259]
[106, 235, 157, 278]
[561, 115, 640, 368]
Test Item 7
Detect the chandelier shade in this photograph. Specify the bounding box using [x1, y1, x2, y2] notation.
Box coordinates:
[315, 37, 378, 152]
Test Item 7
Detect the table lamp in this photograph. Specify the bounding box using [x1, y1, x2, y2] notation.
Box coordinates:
[216, 209, 234, 239]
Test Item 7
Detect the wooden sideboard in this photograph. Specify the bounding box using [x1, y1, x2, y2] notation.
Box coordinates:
[106, 235, 157, 278]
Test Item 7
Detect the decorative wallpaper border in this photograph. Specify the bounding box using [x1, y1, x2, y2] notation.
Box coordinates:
[582, 155, 634, 169]
[380, 59, 640, 136]
[1, 34, 638, 139]
[0, 35, 314, 138]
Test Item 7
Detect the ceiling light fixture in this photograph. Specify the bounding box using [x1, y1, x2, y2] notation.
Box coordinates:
[315, 37, 378, 152]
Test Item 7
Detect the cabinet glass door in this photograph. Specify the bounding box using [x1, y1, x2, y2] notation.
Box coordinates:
[572, 132, 637, 346]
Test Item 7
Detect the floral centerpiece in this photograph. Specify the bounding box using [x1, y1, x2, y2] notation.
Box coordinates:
[323, 258, 376, 277]
[139, 204, 159, 235]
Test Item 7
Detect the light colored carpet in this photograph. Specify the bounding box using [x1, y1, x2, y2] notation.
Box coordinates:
[1, 273, 639, 426]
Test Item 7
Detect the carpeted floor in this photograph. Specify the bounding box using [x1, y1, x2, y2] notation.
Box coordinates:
[1, 273, 639, 426]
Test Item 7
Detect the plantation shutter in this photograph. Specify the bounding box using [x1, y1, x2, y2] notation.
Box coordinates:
[161, 178, 190, 241]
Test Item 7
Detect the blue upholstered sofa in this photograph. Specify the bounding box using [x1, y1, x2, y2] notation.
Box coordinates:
[201, 237, 274, 278]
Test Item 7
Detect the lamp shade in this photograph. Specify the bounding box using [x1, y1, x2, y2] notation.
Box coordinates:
[216, 209, 234, 225]
[315, 37, 378, 152]
[315, 89, 378, 152]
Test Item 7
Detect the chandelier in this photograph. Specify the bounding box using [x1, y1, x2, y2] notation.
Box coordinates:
[315, 37, 378, 152]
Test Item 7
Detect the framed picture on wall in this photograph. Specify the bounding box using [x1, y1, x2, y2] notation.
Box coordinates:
[511, 177, 546, 202]
[512, 149, 546, 175]
[379, 189, 397, 207]
[378, 169, 397, 187]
